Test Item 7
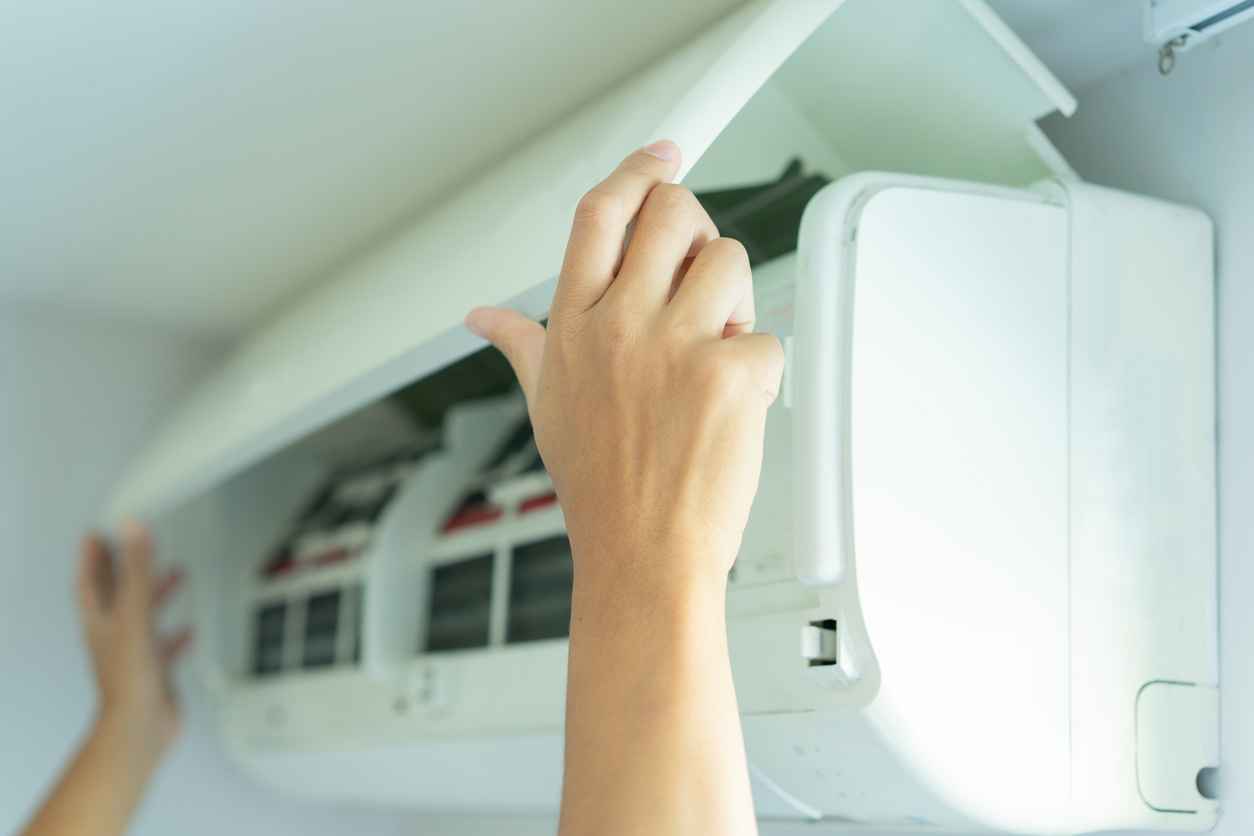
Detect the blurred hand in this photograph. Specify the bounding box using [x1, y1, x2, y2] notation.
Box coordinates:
[466, 141, 783, 590]
[78, 523, 191, 766]
[21, 526, 191, 836]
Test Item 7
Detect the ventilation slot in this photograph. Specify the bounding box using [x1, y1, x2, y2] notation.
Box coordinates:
[507, 536, 574, 644]
[252, 602, 286, 676]
[346, 584, 363, 664]
[425, 553, 494, 652]
[302, 589, 341, 669]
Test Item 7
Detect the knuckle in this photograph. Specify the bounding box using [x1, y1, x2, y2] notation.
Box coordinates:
[753, 336, 786, 402]
[573, 188, 624, 228]
[696, 238, 751, 283]
[759, 334, 786, 374]
[712, 236, 750, 271]
[645, 182, 697, 219]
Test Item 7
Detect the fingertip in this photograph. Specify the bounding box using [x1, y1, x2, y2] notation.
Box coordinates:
[641, 139, 681, 166]
[465, 306, 539, 345]
[121, 519, 153, 563]
[465, 307, 494, 339]
[122, 518, 149, 545]
[79, 533, 101, 569]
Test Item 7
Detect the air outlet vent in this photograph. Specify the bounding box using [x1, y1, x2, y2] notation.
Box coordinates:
[426, 553, 494, 652]
[507, 536, 573, 644]
[252, 602, 286, 676]
[302, 590, 341, 669]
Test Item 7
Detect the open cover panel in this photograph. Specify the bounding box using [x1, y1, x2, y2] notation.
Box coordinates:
[105, 0, 1075, 527]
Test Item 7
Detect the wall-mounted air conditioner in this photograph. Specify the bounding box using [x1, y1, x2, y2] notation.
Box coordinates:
[106, 1, 1219, 832]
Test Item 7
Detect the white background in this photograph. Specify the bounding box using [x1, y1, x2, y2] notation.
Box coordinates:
[1, 19, 1250, 836]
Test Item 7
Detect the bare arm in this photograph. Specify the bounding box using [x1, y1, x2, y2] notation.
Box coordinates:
[468, 141, 781, 836]
[22, 525, 190, 836]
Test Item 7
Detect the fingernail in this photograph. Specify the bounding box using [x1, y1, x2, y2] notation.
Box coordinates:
[641, 140, 679, 162]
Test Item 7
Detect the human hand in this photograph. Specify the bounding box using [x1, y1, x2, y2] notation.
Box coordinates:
[18, 527, 191, 836]
[466, 141, 784, 593]
[77, 523, 191, 770]
[468, 141, 773, 836]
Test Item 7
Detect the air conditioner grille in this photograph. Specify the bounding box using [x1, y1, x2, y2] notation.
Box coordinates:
[252, 602, 286, 676]
[302, 589, 341, 669]
[426, 553, 494, 652]
[507, 536, 573, 644]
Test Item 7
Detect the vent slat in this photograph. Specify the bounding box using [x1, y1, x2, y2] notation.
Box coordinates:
[507, 536, 573, 645]
[425, 553, 494, 652]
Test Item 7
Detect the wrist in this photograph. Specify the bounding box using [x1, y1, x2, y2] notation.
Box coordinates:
[570, 557, 728, 621]
[567, 518, 733, 591]
[93, 703, 171, 779]
[568, 538, 729, 644]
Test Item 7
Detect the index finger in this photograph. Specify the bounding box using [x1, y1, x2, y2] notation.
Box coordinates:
[119, 520, 155, 623]
[552, 141, 681, 319]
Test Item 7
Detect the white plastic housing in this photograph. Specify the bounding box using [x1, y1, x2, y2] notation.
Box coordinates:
[213, 175, 1217, 834]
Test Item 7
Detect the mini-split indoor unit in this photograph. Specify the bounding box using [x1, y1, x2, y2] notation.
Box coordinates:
[107, 1, 1219, 832]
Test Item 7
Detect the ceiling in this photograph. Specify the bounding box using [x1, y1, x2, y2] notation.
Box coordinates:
[1, 0, 1154, 338]
[987, 0, 1151, 91]
[0, 0, 744, 335]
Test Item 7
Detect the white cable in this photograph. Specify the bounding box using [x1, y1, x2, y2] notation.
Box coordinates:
[749, 761, 824, 822]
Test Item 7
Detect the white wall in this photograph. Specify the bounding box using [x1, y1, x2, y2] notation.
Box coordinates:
[1042, 25, 1254, 836]
[0, 305, 417, 835]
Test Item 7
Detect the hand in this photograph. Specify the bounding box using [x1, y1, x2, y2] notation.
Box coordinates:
[78, 522, 191, 768]
[20, 525, 191, 836]
[466, 140, 783, 591]
[467, 142, 774, 836]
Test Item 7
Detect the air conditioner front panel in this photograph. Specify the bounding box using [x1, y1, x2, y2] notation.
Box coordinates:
[212, 175, 1216, 832]
[848, 185, 1071, 829]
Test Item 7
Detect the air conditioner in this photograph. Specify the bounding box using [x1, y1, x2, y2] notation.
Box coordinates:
[1146, 0, 1254, 51]
[109, 1, 1218, 832]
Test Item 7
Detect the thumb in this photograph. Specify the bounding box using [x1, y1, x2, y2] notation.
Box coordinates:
[465, 307, 546, 402]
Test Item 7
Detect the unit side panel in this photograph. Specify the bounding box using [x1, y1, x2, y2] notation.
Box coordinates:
[1065, 182, 1218, 829]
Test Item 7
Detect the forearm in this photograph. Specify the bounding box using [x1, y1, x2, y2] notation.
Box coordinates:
[558, 553, 757, 836]
[473, 141, 778, 836]
[21, 713, 161, 836]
